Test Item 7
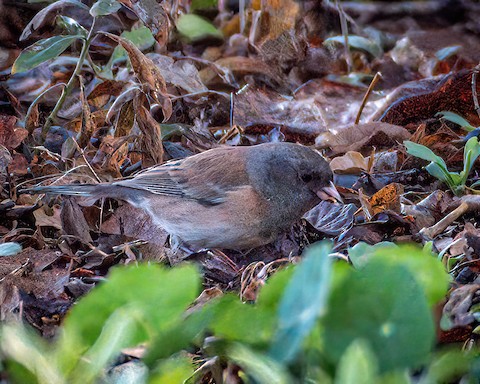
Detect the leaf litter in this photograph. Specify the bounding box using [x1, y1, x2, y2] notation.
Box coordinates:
[1, 0, 480, 381]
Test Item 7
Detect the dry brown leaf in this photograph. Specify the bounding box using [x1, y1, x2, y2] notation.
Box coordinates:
[135, 98, 164, 165]
[369, 183, 404, 215]
[120, 0, 171, 46]
[0, 115, 28, 150]
[8, 153, 29, 176]
[148, 54, 208, 94]
[91, 135, 129, 177]
[101, 32, 172, 121]
[199, 56, 281, 86]
[100, 204, 169, 247]
[330, 151, 369, 174]
[33, 205, 62, 230]
[303, 201, 356, 236]
[316, 122, 411, 155]
[234, 86, 327, 136]
[88, 80, 127, 109]
[60, 198, 93, 244]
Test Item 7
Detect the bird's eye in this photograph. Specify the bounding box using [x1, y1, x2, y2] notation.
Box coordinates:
[301, 174, 313, 183]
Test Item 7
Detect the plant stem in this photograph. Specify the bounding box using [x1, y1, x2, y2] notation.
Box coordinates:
[41, 18, 97, 141]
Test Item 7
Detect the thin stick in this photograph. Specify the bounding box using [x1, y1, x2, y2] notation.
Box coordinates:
[335, 0, 352, 73]
[472, 63, 480, 120]
[73, 138, 101, 183]
[420, 202, 469, 240]
[355, 72, 382, 124]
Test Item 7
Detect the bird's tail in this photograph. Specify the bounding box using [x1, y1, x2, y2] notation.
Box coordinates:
[23, 184, 108, 198]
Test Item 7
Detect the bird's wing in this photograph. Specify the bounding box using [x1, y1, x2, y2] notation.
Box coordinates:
[113, 146, 251, 205]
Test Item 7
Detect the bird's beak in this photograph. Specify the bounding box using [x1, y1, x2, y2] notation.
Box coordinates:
[317, 181, 343, 203]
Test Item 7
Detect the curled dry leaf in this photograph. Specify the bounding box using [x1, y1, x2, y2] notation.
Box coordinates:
[199, 56, 282, 87]
[60, 197, 93, 244]
[100, 204, 169, 247]
[402, 190, 451, 230]
[234, 86, 327, 136]
[0, 145, 12, 189]
[8, 153, 29, 176]
[0, 115, 28, 150]
[331, 151, 400, 176]
[101, 32, 172, 121]
[91, 135, 129, 178]
[148, 54, 208, 94]
[135, 102, 164, 165]
[442, 284, 480, 329]
[330, 151, 369, 174]
[122, 0, 171, 46]
[186, 287, 224, 316]
[19, 0, 89, 41]
[303, 201, 357, 236]
[87, 80, 127, 109]
[448, 222, 480, 257]
[33, 205, 63, 230]
[316, 122, 410, 155]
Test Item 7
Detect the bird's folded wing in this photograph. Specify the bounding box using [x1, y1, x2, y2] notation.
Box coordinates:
[112, 146, 251, 205]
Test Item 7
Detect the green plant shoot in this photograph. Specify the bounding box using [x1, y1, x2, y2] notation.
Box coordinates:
[404, 137, 480, 196]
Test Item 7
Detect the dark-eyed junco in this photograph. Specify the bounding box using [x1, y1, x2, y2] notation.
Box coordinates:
[26, 142, 338, 250]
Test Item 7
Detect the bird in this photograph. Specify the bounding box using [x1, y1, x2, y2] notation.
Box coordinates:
[25, 142, 340, 250]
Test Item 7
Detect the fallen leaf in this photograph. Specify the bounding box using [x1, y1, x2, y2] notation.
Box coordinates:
[101, 32, 172, 121]
[304, 201, 357, 236]
[0, 114, 28, 150]
[316, 122, 410, 155]
[330, 151, 369, 174]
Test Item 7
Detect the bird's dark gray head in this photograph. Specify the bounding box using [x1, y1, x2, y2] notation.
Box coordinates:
[246, 142, 334, 215]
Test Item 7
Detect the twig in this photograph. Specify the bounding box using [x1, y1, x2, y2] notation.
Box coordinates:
[72, 137, 101, 183]
[335, 0, 352, 73]
[0, 259, 30, 283]
[472, 63, 480, 120]
[355, 72, 382, 124]
[169, 90, 230, 101]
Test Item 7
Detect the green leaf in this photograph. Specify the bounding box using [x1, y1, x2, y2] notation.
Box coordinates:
[370, 245, 450, 306]
[379, 370, 412, 384]
[322, 257, 435, 372]
[335, 339, 378, 384]
[191, 0, 218, 10]
[69, 308, 138, 383]
[149, 355, 195, 384]
[90, 0, 121, 16]
[424, 163, 457, 192]
[56, 15, 88, 37]
[228, 343, 292, 384]
[210, 295, 277, 345]
[109, 26, 155, 64]
[404, 141, 448, 169]
[269, 241, 333, 363]
[436, 111, 475, 131]
[1, 325, 64, 384]
[12, 35, 81, 74]
[348, 241, 397, 269]
[418, 349, 472, 384]
[463, 137, 480, 180]
[405, 140, 460, 191]
[324, 35, 383, 57]
[55, 264, 200, 374]
[176, 14, 223, 41]
[144, 301, 218, 366]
